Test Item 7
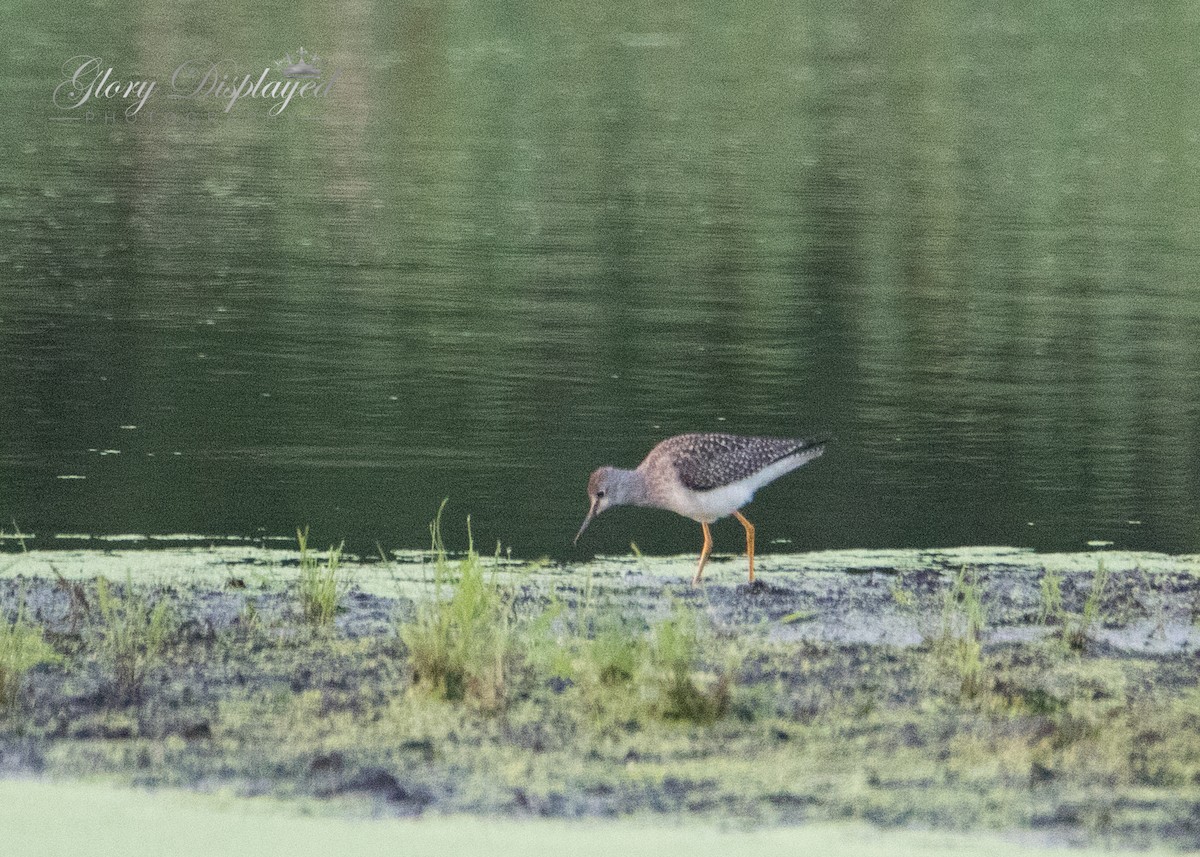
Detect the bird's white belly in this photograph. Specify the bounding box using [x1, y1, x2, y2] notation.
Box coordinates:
[659, 479, 751, 523]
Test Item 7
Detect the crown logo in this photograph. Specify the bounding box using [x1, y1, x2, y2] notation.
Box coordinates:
[275, 47, 321, 78]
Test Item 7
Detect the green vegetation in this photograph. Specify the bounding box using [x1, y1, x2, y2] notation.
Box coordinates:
[236, 595, 261, 635]
[1033, 561, 1111, 651]
[88, 576, 173, 699]
[0, 542, 1198, 849]
[0, 600, 58, 710]
[399, 505, 518, 711]
[645, 608, 730, 723]
[396, 508, 732, 724]
[296, 527, 349, 628]
[567, 607, 729, 727]
[889, 580, 917, 609]
[931, 565, 988, 698]
[1036, 567, 1063, 625]
[1065, 561, 1110, 651]
[580, 618, 646, 689]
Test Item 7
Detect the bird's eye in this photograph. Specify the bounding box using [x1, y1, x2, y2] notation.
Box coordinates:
[596, 490, 606, 499]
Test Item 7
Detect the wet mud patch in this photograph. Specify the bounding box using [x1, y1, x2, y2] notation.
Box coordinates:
[1, 546, 1199, 848]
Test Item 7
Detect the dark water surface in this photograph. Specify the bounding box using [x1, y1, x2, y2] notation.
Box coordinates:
[2, 2, 1199, 557]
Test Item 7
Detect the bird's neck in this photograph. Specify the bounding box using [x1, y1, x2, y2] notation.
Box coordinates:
[612, 467, 653, 508]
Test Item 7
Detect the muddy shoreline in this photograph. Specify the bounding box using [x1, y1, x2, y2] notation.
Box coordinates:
[2, 545, 1199, 849]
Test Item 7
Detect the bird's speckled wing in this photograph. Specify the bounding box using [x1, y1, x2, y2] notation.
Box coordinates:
[653, 433, 825, 492]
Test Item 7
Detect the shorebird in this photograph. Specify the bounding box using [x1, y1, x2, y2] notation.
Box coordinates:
[574, 433, 827, 585]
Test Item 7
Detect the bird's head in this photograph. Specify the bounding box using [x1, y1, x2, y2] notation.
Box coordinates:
[573, 466, 623, 545]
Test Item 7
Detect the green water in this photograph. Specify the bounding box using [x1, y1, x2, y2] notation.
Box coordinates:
[2, 2, 1199, 557]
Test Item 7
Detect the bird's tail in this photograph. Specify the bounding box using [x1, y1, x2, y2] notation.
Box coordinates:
[783, 436, 829, 467]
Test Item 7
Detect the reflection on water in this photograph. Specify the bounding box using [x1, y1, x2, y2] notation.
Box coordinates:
[2, 2, 1199, 557]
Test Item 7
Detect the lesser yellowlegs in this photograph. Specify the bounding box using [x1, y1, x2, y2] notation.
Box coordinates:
[574, 433, 827, 585]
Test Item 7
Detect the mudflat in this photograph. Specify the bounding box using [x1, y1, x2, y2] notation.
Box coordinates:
[1, 543, 1198, 850]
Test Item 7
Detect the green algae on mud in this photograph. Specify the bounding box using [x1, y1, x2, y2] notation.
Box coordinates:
[1, 545, 1200, 850]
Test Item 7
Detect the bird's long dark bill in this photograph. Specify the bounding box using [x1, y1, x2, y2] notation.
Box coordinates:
[573, 500, 599, 545]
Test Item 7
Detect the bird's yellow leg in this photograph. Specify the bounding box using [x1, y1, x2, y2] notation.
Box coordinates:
[692, 522, 713, 586]
[734, 511, 755, 582]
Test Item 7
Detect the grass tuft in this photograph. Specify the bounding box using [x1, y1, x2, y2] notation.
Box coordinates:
[1037, 566, 1065, 625]
[569, 605, 729, 726]
[88, 576, 173, 700]
[399, 502, 518, 712]
[1065, 561, 1110, 651]
[932, 565, 988, 699]
[646, 607, 729, 723]
[0, 599, 59, 711]
[296, 527, 348, 628]
[590, 620, 646, 686]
